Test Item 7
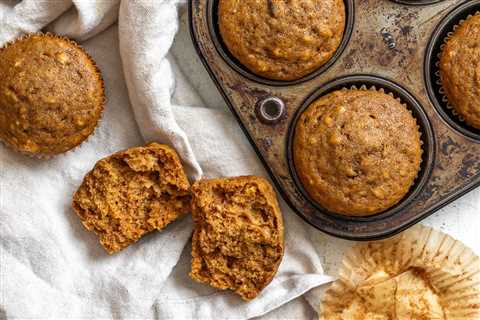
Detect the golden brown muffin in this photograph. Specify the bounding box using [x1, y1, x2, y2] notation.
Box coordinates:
[440, 15, 480, 129]
[293, 89, 422, 216]
[0, 33, 104, 156]
[72, 143, 191, 254]
[218, 0, 345, 81]
[190, 176, 284, 300]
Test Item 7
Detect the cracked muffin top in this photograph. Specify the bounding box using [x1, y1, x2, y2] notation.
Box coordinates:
[293, 89, 422, 216]
[0, 33, 104, 156]
[218, 0, 345, 81]
[440, 14, 480, 129]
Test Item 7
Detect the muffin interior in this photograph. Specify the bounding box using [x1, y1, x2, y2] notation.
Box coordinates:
[190, 176, 284, 300]
[72, 143, 191, 254]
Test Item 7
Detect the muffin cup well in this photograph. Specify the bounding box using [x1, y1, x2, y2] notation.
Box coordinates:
[0, 32, 106, 159]
[287, 75, 435, 221]
[425, 1, 480, 141]
[319, 224, 480, 319]
[206, 0, 355, 86]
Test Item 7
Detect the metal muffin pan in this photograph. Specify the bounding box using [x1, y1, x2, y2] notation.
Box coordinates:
[189, 0, 480, 240]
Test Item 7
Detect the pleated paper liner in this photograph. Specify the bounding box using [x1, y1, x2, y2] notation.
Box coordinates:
[319, 225, 480, 319]
[435, 11, 480, 124]
[0, 32, 106, 159]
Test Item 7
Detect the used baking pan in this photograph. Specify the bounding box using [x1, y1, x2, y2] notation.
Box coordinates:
[189, 0, 480, 240]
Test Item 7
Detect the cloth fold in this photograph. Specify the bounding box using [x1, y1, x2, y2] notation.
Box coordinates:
[0, 0, 333, 319]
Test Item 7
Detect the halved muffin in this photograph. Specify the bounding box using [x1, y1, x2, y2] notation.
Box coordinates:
[190, 176, 284, 300]
[72, 143, 191, 254]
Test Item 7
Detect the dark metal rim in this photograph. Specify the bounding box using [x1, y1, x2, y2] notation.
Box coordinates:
[286, 75, 436, 225]
[206, 0, 355, 87]
[424, 0, 480, 142]
[390, 0, 446, 5]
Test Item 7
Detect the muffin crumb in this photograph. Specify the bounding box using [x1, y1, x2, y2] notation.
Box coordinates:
[72, 143, 191, 254]
[190, 176, 284, 300]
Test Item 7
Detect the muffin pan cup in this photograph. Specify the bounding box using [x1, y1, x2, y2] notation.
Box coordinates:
[287, 76, 435, 222]
[189, 0, 480, 240]
[425, 1, 480, 141]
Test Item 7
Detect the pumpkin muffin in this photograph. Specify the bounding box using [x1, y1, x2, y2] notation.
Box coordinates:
[293, 89, 422, 217]
[0, 33, 104, 157]
[72, 143, 191, 254]
[190, 176, 284, 300]
[218, 0, 345, 81]
[440, 15, 480, 129]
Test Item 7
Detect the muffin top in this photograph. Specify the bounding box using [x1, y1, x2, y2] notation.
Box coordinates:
[293, 89, 422, 216]
[218, 0, 345, 81]
[440, 15, 480, 129]
[0, 34, 104, 156]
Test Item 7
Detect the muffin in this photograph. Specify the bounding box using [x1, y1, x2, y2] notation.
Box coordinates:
[440, 14, 480, 129]
[293, 89, 422, 216]
[218, 0, 345, 81]
[0, 33, 104, 157]
[189, 176, 284, 300]
[319, 225, 480, 319]
[72, 143, 191, 254]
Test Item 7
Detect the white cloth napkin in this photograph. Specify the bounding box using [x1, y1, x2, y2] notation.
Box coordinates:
[0, 1, 334, 318]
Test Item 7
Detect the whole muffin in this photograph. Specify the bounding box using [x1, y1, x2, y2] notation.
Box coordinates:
[0, 34, 104, 157]
[440, 15, 480, 128]
[218, 0, 345, 81]
[293, 89, 422, 216]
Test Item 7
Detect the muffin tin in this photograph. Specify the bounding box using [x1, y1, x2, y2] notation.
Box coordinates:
[189, 0, 480, 240]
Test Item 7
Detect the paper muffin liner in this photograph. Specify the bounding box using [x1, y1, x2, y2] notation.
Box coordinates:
[0, 32, 106, 159]
[319, 224, 480, 319]
[435, 11, 480, 124]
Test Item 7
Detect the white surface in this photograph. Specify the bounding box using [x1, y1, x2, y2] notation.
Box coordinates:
[1, 1, 479, 319]
[0, 1, 333, 319]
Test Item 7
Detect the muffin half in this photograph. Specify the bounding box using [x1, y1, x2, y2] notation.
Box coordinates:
[293, 89, 422, 216]
[190, 176, 284, 300]
[72, 143, 191, 254]
[0, 33, 104, 157]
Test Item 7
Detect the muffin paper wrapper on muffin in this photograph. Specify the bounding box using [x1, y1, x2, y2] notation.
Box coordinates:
[0, 32, 106, 159]
[435, 11, 480, 123]
[319, 224, 480, 319]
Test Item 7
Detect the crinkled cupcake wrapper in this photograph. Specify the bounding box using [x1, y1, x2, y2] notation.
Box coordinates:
[435, 11, 480, 123]
[319, 224, 480, 319]
[0, 32, 106, 159]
